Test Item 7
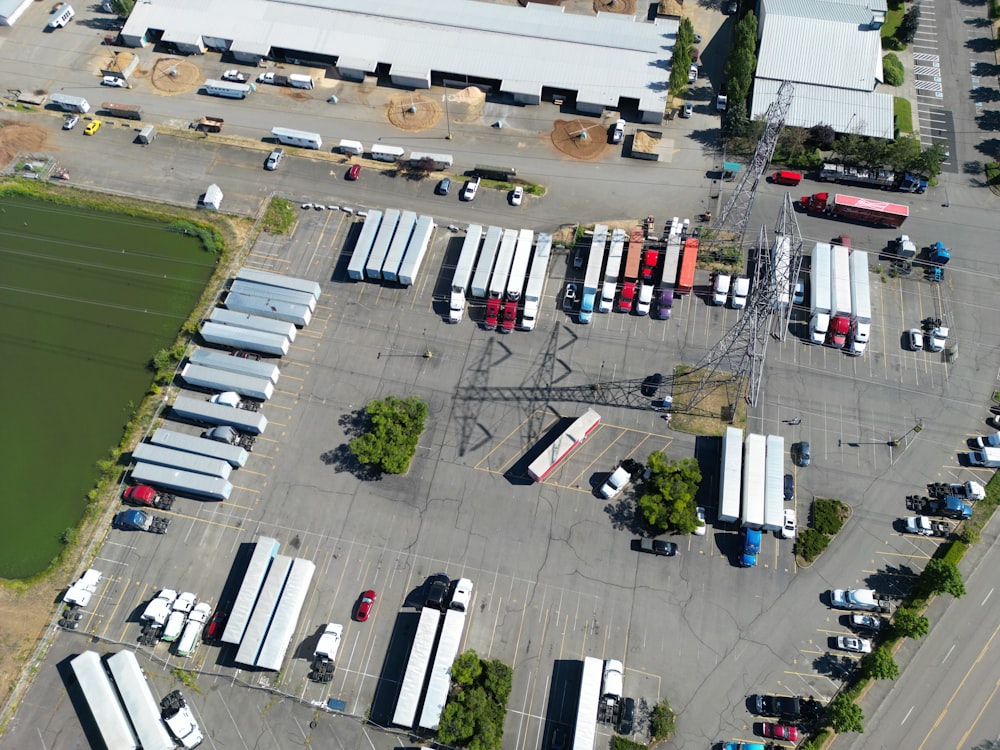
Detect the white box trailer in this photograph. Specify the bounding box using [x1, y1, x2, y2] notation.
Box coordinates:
[392, 606, 442, 728]
[150, 427, 249, 468]
[718, 426, 743, 523]
[133, 441, 233, 480]
[831, 244, 852, 317]
[70, 652, 138, 750]
[235, 267, 321, 300]
[662, 234, 682, 288]
[418, 608, 467, 730]
[449, 224, 483, 323]
[229, 280, 316, 312]
[810, 242, 832, 344]
[489, 229, 519, 298]
[131, 462, 234, 501]
[741, 433, 766, 529]
[849, 250, 871, 354]
[370, 144, 405, 162]
[189, 348, 280, 384]
[271, 127, 322, 149]
[203, 79, 254, 99]
[222, 536, 280, 644]
[255, 558, 316, 670]
[106, 650, 175, 750]
[348, 210, 382, 280]
[600, 228, 626, 313]
[522, 232, 552, 330]
[507, 229, 534, 301]
[180, 363, 275, 402]
[223, 292, 312, 327]
[408, 151, 453, 169]
[381, 210, 417, 282]
[200, 321, 290, 357]
[50, 92, 90, 113]
[573, 657, 602, 750]
[366, 208, 400, 279]
[235, 555, 293, 667]
[338, 139, 364, 155]
[471, 225, 503, 298]
[210, 307, 297, 342]
[763, 435, 785, 532]
[397, 215, 435, 286]
[171, 394, 269, 434]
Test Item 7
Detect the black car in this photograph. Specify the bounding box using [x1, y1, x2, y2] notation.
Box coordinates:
[549, 725, 567, 750]
[641, 373, 664, 397]
[638, 538, 678, 556]
[425, 573, 451, 610]
[752, 694, 801, 718]
[618, 697, 635, 734]
[783, 473, 794, 501]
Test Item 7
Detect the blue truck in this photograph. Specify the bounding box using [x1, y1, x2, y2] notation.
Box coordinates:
[906, 494, 971, 520]
[113, 509, 170, 533]
[741, 528, 762, 567]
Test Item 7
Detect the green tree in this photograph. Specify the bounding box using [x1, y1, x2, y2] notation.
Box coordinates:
[916, 142, 948, 179]
[882, 53, 904, 85]
[722, 100, 751, 138]
[920, 558, 966, 598]
[669, 47, 693, 96]
[897, 4, 921, 45]
[827, 693, 864, 733]
[482, 659, 512, 700]
[857, 137, 890, 169]
[892, 607, 929, 639]
[348, 395, 428, 474]
[861, 645, 900, 681]
[109, 0, 135, 14]
[834, 132, 863, 161]
[793, 528, 829, 562]
[650, 698, 676, 739]
[809, 123, 837, 150]
[637, 452, 702, 533]
[723, 13, 758, 110]
[888, 135, 923, 173]
[451, 649, 483, 686]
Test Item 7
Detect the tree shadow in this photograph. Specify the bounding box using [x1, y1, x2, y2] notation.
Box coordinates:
[319, 444, 383, 481]
[975, 137, 1000, 159]
[338, 407, 369, 439]
[812, 652, 857, 681]
[971, 87, 1000, 103]
[967, 38, 1000, 53]
[864, 564, 918, 599]
[604, 496, 642, 533]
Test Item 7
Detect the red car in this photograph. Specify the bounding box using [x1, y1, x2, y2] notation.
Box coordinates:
[762, 723, 799, 742]
[346, 164, 362, 180]
[205, 609, 228, 642]
[356, 590, 376, 621]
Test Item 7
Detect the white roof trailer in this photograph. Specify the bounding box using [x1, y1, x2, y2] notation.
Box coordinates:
[763, 435, 785, 532]
[235, 267, 321, 300]
[811, 243, 833, 315]
[449, 224, 483, 323]
[398, 215, 436, 286]
[718, 426, 743, 523]
[366, 208, 400, 279]
[271, 127, 322, 150]
[106, 650, 175, 750]
[489, 229, 518, 298]
[521, 233, 552, 330]
[741, 433, 766, 529]
[150, 428, 249, 468]
[180, 363, 275, 402]
[392, 606, 442, 728]
[600, 228, 626, 312]
[224, 292, 312, 327]
[131, 462, 234, 501]
[203, 79, 254, 98]
[235, 555, 293, 667]
[255, 558, 316, 670]
[662, 234, 682, 288]
[210, 306, 297, 342]
[418, 608, 467, 730]
[850, 251, 871, 324]
[189, 348, 280, 384]
[132, 442, 233, 480]
[229, 280, 317, 312]
[381, 210, 417, 282]
[471, 226, 503, 298]
[199, 321, 289, 357]
[348, 210, 383, 281]
[69, 651, 138, 750]
[506, 229, 534, 301]
[831, 244, 851, 317]
[222, 536, 280, 644]
[172, 394, 269, 434]
[573, 656, 602, 750]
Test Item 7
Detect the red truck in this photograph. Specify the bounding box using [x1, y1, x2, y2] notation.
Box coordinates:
[500, 300, 517, 333]
[676, 237, 699, 295]
[619, 229, 644, 312]
[123, 484, 175, 511]
[799, 192, 908, 228]
[641, 249, 659, 281]
[484, 297, 501, 331]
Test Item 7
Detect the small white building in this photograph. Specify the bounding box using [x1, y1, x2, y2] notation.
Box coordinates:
[199, 184, 223, 210]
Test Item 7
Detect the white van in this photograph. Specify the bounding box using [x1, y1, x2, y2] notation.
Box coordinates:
[730, 276, 749, 308]
[712, 273, 731, 305]
[449, 579, 474, 612]
[48, 3, 75, 28]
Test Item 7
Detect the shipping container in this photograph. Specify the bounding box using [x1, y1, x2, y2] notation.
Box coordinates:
[150, 427, 249, 468]
[381, 210, 417, 282]
[255, 558, 316, 670]
[235, 555, 293, 667]
[199, 321, 290, 357]
[222, 536, 280, 644]
[229, 280, 317, 312]
[180, 363, 275, 402]
[235, 267, 321, 300]
[189, 348, 280, 384]
[470, 225, 503, 298]
[171, 394, 269, 434]
[398, 215, 436, 286]
[70, 652, 138, 750]
[366, 208, 400, 279]
[106, 650, 174, 750]
[223, 292, 312, 327]
[131, 462, 234, 501]
[132, 441, 233, 480]
[348, 210, 383, 281]
[210, 306, 298, 342]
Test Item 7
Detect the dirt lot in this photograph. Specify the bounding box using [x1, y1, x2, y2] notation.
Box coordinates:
[0, 121, 50, 165]
[550, 118, 610, 160]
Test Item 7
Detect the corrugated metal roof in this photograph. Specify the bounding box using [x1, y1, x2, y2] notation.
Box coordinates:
[0, 0, 30, 21]
[122, 0, 676, 116]
[763, 0, 882, 24]
[756, 14, 881, 90]
[751, 79, 894, 139]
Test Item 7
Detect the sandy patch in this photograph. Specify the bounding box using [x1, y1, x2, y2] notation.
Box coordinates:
[550, 119, 609, 160]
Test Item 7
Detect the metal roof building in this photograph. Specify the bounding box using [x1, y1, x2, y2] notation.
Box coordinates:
[120, 0, 677, 122]
[752, 0, 893, 138]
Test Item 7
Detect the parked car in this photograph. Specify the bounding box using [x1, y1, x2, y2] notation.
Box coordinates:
[641, 373, 664, 397]
[695, 506, 707, 536]
[712, 273, 731, 305]
[849, 613, 884, 633]
[425, 573, 450, 610]
[793, 441, 811, 467]
[510, 186, 523, 206]
[599, 466, 631, 499]
[618, 697, 635, 734]
[908, 328, 923, 351]
[84, 120, 102, 136]
[63, 115, 79, 130]
[783, 473, 794, 501]
[761, 724, 799, 741]
[221, 69, 247, 82]
[355, 590, 376, 621]
[265, 148, 284, 171]
[723, 743, 764, 750]
[836, 635, 873, 654]
[681, 102, 693, 118]
[346, 164, 362, 181]
[610, 118, 625, 144]
[436, 177, 451, 195]
[564, 283, 578, 309]
[204, 609, 228, 642]
[101, 75, 126, 88]
[793, 278, 805, 305]
[638, 538, 678, 556]
[781, 508, 797, 539]
[462, 177, 480, 201]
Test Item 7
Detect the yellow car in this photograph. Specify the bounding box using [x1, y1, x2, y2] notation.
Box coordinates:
[83, 120, 101, 136]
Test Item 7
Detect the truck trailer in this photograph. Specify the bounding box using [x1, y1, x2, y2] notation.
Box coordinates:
[131, 462, 234, 501]
[101, 102, 143, 120]
[573, 657, 602, 750]
[199, 321, 290, 357]
[763, 435, 784, 532]
[449, 224, 483, 323]
[819, 163, 927, 193]
[502, 229, 534, 333]
[676, 237, 699, 295]
[270, 127, 322, 150]
[579, 224, 608, 323]
[348, 210, 383, 281]
[397, 214, 435, 286]
[106, 650, 180, 750]
[223, 292, 311, 327]
[619, 229, 643, 313]
[718, 426, 744, 523]
[809, 243, 832, 345]
[741, 434, 766, 529]
[418, 607, 468, 730]
[150, 427, 249, 468]
[132, 441, 233, 480]
[392, 606, 442, 728]
[171, 395, 269, 434]
[470, 226, 502, 298]
[180, 363, 275, 402]
[188, 348, 280, 384]
[799, 192, 908, 228]
[380, 210, 417, 283]
[209, 307, 297, 342]
[229, 280, 317, 312]
[234, 267, 321, 300]
[600, 229, 626, 313]
[485, 229, 518, 331]
[69, 652, 138, 750]
[222, 536, 280, 644]
[203, 79, 254, 99]
[366, 208, 400, 280]
[847, 250, 871, 356]
[50, 93, 90, 113]
[521, 233, 552, 330]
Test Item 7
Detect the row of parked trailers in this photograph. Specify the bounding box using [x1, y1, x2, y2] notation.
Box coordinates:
[70, 649, 175, 750]
[347, 210, 436, 285]
[717, 427, 785, 532]
[221, 536, 316, 671]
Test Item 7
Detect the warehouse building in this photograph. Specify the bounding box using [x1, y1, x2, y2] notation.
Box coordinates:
[120, 0, 677, 123]
[751, 0, 893, 139]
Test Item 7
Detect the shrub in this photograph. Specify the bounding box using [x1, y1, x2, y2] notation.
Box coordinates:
[795, 528, 829, 562]
[812, 498, 847, 535]
[349, 396, 428, 475]
[650, 698, 676, 739]
[883, 53, 904, 86]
